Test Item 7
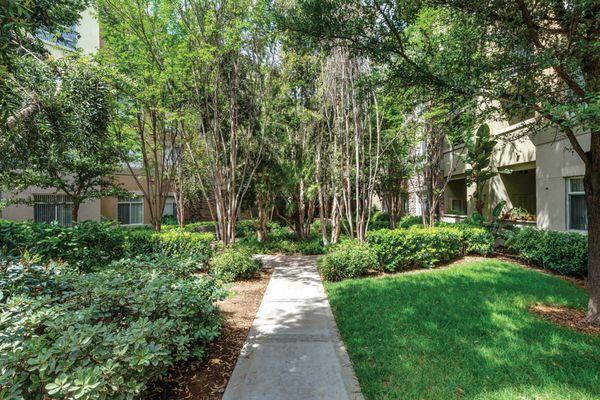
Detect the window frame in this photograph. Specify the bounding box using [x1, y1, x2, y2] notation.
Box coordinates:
[33, 194, 73, 226]
[117, 195, 144, 226]
[566, 177, 587, 232]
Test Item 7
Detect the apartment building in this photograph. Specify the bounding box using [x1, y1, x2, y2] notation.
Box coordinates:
[0, 9, 178, 226]
[408, 118, 590, 232]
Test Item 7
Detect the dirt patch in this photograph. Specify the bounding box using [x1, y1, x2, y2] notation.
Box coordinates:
[149, 267, 273, 399]
[530, 304, 600, 336]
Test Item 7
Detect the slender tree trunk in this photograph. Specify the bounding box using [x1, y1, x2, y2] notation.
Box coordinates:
[257, 191, 269, 242]
[71, 201, 80, 223]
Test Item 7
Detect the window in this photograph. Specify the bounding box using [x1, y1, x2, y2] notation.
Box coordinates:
[567, 177, 587, 231]
[163, 197, 177, 217]
[450, 199, 464, 215]
[34, 194, 72, 226]
[118, 196, 144, 225]
[37, 24, 78, 50]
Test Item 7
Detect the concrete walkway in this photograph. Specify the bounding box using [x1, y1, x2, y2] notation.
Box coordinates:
[223, 255, 363, 400]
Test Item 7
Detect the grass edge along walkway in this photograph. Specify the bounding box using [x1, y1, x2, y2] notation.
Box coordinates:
[325, 260, 600, 400]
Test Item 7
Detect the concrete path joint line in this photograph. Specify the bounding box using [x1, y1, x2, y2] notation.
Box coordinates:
[223, 255, 364, 400]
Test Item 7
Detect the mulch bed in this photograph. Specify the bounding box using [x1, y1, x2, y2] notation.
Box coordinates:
[530, 304, 600, 336]
[149, 267, 273, 399]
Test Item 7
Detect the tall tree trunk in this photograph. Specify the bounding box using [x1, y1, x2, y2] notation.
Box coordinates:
[585, 132, 600, 324]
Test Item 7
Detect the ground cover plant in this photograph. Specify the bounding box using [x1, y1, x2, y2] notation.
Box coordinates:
[0, 256, 226, 399]
[325, 260, 600, 399]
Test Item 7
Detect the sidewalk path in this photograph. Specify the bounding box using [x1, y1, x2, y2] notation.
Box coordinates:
[223, 255, 363, 400]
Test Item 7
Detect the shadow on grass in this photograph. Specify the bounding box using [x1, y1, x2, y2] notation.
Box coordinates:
[326, 260, 600, 400]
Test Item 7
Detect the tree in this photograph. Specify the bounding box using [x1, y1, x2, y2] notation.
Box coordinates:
[320, 47, 383, 242]
[376, 96, 415, 228]
[1, 0, 89, 124]
[0, 56, 126, 222]
[463, 124, 498, 216]
[98, 0, 187, 232]
[285, 0, 600, 323]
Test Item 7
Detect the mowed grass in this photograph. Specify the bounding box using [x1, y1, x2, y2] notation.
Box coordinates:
[325, 260, 600, 400]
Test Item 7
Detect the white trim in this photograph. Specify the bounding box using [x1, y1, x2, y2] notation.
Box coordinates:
[566, 177, 587, 232]
[117, 195, 144, 225]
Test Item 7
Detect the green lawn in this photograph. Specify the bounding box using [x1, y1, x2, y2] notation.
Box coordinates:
[325, 260, 600, 400]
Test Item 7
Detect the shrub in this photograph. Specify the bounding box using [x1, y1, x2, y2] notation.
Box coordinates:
[397, 215, 424, 229]
[505, 227, 587, 276]
[125, 228, 214, 265]
[460, 226, 494, 255]
[0, 257, 225, 399]
[367, 227, 463, 272]
[0, 220, 126, 271]
[317, 240, 377, 281]
[210, 247, 262, 282]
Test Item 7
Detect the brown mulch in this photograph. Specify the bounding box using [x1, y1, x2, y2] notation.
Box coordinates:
[149, 267, 273, 399]
[529, 304, 600, 336]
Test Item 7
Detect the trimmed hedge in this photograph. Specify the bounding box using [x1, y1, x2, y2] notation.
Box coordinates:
[505, 227, 587, 276]
[317, 240, 378, 281]
[0, 257, 226, 399]
[125, 228, 214, 265]
[210, 247, 262, 282]
[0, 220, 126, 272]
[368, 227, 464, 272]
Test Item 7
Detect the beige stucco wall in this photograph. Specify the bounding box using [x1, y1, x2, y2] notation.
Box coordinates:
[101, 174, 154, 225]
[533, 130, 590, 231]
[442, 120, 537, 219]
[0, 186, 101, 222]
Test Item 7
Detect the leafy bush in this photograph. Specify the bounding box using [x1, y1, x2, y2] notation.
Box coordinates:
[125, 228, 214, 265]
[317, 240, 377, 281]
[371, 211, 389, 222]
[505, 227, 587, 276]
[397, 215, 424, 229]
[210, 247, 262, 282]
[0, 257, 225, 399]
[0, 220, 126, 271]
[367, 227, 463, 272]
[183, 221, 216, 233]
[459, 226, 494, 255]
[436, 221, 494, 255]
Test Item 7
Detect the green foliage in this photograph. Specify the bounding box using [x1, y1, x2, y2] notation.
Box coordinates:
[0, 0, 89, 121]
[0, 257, 225, 399]
[317, 240, 377, 281]
[505, 228, 587, 276]
[462, 124, 498, 214]
[397, 215, 424, 229]
[234, 223, 326, 255]
[0, 220, 126, 272]
[125, 228, 215, 266]
[210, 247, 262, 282]
[1, 57, 127, 217]
[367, 226, 493, 272]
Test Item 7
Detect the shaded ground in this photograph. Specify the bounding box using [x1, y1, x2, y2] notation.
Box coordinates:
[325, 260, 600, 400]
[150, 267, 273, 399]
[530, 304, 600, 336]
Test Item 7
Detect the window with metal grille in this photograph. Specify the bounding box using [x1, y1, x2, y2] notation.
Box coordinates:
[567, 177, 587, 231]
[117, 195, 144, 225]
[34, 194, 73, 226]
